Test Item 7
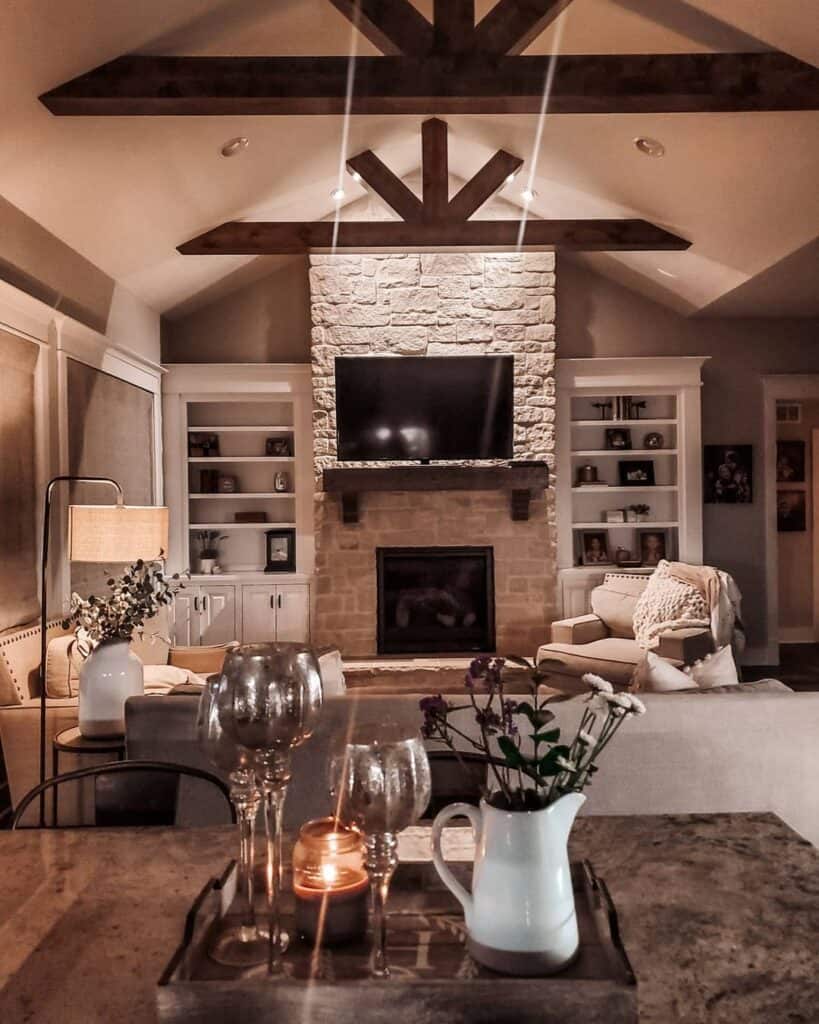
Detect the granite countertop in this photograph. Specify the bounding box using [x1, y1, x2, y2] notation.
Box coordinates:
[0, 813, 817, 1023]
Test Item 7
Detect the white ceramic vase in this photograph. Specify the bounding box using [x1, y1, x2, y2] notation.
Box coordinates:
[432, 792, 586, 975]
[198, 557, 217, 575]
[78, 639, 144, 738]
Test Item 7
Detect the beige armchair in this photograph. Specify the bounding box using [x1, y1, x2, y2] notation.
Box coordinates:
[538, 573, 714, 692]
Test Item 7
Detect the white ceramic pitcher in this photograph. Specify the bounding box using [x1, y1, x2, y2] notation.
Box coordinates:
[431, 792, 586, 975]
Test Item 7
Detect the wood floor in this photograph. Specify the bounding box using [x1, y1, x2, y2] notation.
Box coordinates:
[744, 644, 819, 692]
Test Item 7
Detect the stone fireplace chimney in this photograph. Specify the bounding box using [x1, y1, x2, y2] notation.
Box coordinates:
[310, 252, 557, 658]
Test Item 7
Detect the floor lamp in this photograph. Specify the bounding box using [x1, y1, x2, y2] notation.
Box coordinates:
[38, 476, 169, 826]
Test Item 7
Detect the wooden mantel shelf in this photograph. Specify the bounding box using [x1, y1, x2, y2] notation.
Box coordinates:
[323, 464, 549, 523]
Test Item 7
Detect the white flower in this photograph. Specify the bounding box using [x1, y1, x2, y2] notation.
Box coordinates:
[628, 695, 647, 716]
[577, 730, 596, 746]
[556, 755, 577, 772]
[583, 673, 614, 695]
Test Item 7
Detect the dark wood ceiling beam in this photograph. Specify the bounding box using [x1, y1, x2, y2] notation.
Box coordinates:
[346, 150, 424, 220]
[448, 150, 523, 221]
[40, 52, 819, 116]
[433, 0, 475, 54]
[326, 0, 434, 56]
[474, 0, 575, 55]
[421, 118, 450, 220]
[178, 219, 690, 255]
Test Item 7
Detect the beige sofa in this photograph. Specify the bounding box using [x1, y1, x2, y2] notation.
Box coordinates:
[0, 616, 226, 820]
[538, 573, 715, 690]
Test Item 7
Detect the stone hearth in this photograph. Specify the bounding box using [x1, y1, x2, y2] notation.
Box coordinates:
[310, 252, 557, 658]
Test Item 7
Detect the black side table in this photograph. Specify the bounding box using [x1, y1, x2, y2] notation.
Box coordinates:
[51, 727, 126, 826]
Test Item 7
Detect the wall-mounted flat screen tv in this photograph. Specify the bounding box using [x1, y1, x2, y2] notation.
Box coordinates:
[335, 355, 514, 462]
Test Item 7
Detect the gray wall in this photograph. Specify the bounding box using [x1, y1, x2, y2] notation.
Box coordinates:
[162, 257, 311, 364]
[557, 256, 819, 652]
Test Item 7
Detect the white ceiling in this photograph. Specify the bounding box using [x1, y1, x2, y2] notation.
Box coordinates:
[1, 0, 817, 320]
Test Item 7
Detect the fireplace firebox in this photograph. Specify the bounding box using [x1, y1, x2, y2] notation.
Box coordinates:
[376, 546, 495, 655]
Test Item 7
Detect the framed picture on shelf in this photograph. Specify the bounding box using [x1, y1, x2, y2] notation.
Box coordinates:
[265, 528, 296, 572]
[188, 432, 220, 458]
[266, 436, 292, 457]
[777, 491, 807, 532]
[580, 530, 612, 566]
[618, 460, 655, 487]
[638, 529, 667, 567]
[703, 445, 752, 503]
[605, 428, 632, 451]
[776, 441, 805, 483]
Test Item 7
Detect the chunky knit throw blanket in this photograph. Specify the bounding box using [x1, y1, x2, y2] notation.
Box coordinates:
[633, 560, 745, 652]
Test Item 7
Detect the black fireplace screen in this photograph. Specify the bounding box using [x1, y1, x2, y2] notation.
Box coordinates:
[376, 546, 495, 655]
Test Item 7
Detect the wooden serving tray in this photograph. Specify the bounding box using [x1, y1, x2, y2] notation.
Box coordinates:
[158, 860, 636, 1024]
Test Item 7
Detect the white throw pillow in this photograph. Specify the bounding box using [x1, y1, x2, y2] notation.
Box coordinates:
[631, 651, 695, 693]
[632, 646, 739, 693]
[142, 663, 192, 693]
[45, 636, 84, 698]
[689, 645, 740, 689]
[318, 649, 346, 697]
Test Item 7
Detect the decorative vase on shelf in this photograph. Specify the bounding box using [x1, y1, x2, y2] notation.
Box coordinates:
[78, 639, 144, 738]
[198, 557, 217, 574]
[432, 792, 586, 976]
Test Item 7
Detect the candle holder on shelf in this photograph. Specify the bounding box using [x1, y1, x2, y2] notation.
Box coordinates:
[292, 817, 369, 946]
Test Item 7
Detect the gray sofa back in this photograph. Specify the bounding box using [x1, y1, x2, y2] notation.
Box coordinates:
[126, 686, 819, 847]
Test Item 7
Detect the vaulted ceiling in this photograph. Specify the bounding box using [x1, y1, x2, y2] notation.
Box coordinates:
[1, 0, 817, 319]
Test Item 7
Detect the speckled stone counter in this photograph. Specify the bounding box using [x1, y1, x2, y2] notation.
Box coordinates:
[0, 814, 816, 1023]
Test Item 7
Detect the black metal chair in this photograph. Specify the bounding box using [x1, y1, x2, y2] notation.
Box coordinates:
[12, 760, 236, 829]
[422, 750, 488, 820]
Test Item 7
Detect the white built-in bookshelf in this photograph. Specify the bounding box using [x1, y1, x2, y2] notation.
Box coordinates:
[555, 357, 708, 617]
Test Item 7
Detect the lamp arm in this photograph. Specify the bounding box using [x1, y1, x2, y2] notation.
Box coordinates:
[38, 475, 123, 827]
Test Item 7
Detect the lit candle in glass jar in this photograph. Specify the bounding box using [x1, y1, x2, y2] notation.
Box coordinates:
[292, 817, 369, 946]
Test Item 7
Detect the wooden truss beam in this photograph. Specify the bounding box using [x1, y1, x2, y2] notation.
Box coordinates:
[41, 52, 819, 116]
[326, 0, 434, 57]
[473, 0, 575, 55]
[178, 117, 688, 255]
[178, 219, 690, 254]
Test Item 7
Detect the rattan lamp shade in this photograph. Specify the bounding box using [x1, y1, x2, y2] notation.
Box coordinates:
[68, 505, 169, 563]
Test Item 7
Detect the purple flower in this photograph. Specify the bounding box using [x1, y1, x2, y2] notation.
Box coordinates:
[465, 655, 506, 694]
[475, 707, 502, 735]
[420, 695, 448, 716]
[501, 699, 519, 737]
[419, 694, 449, 738]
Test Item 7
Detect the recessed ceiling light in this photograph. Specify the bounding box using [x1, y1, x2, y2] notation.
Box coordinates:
[521, 187, 537, 203]
[330, 186, 346, 202]
[634, 136, 665, 158]
[351, 170, 362, 183]
[220, 136, 249, 157]
[656, 268, 676, 278]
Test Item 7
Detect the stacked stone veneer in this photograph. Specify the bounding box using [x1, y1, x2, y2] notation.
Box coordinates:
[310, 252, 557, 657]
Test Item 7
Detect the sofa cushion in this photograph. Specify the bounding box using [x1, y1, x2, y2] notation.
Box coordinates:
[590, 576, 649, 638]
[45, 635, 84, 698]
[0, 620, 71, 705]
[537, 637, 648, 690]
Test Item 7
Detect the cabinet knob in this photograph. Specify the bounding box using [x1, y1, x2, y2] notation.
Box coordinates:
[270, 594, 275, 610]
[193, 596, 199, 612]
[278, 593, 282, 609]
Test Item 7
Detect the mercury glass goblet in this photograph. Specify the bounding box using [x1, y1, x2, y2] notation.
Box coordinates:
[331, 728, 431, 978]
[196, 674, 267, 966]
[217, 643, 323, 975]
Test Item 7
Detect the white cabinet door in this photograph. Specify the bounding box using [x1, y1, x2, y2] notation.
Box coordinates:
[172, 589, 199, 647]
[275, 584, 311, 643]
[199, 585, 237, 645]
[241, 586, 278, 644]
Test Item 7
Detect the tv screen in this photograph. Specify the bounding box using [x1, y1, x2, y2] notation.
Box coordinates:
[335, 355, 514, 462]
